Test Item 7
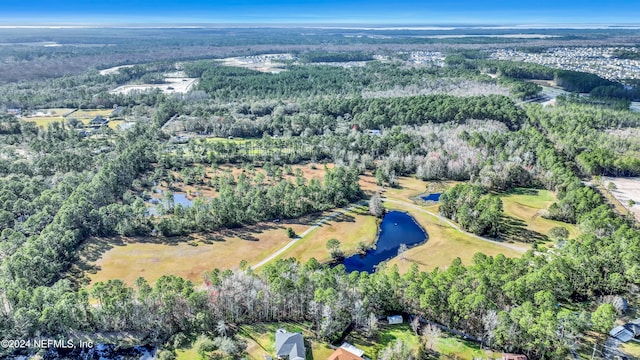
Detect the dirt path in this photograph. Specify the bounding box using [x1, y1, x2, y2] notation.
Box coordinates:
[382, 198, 528, 253]
[250, 201, 367, 270]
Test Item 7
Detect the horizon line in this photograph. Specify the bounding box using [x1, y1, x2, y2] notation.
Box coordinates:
[1, 22, 640, 29]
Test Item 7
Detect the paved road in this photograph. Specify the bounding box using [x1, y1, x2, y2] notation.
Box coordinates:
[382, 198, 529, 253]
[251, 201, 367, 270]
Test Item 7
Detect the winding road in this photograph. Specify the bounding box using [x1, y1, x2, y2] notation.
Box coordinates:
[251, 197, 526, 270]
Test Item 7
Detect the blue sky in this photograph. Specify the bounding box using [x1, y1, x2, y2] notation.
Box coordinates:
[1, 0, 640, 24]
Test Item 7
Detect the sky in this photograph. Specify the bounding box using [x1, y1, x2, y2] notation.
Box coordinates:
[1, 0, 640, 25]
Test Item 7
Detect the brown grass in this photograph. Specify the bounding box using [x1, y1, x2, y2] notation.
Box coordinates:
[83, 219, 312, 286]
[273, 207, 379, 264]
[385, 202, 529, 272]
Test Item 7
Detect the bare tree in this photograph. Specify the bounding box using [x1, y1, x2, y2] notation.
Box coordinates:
[422, 324, 442, 351]
[482, 310, 499, 348]
[369, 192, 385, 218]
[398, 244, 408, 260]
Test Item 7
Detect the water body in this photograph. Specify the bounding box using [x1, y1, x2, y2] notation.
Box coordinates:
[343, 211, 427, 273]
[145, 192, 193, 216]
[421, 193, 442, 202]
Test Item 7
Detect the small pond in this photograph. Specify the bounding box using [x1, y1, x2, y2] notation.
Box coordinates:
[145, 192, 194, 216]
[421, 193, 442, 202]
[342, 211, 428, 273]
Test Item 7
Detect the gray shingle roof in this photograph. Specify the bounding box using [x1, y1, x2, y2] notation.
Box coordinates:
[275, 329, 305, 360]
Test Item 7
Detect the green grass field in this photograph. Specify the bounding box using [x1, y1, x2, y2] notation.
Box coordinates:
[435, 334, 502, 358]
[346, 323, 503, 359]
[621, 341, 640, 357]
[346, 324, 420, 359]
[71, 109, 113, 119]
[499, 188, 580, 240]
[22, 116, 66, 127]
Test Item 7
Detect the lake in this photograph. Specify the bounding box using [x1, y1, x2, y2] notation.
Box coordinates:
[421, 193, 442, 202]
[342, 211, 428, 273]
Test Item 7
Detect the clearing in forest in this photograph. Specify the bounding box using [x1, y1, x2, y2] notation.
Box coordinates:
[499, 187, 580, 241]
[82, 219, 310, 285]
[602, 177, 640, 221]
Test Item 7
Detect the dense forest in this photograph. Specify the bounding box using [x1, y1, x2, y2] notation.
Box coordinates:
[1, 30, 640, 359]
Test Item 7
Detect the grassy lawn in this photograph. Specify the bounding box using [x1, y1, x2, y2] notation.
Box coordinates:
[271, 206, 379, 264]
[500, 188, 580, 240]
[203, 137, 251, 144]
[385, 202, 529, 272]
[434, 334, 502, 359]
[83, 219, 311, 286]
[621, 341, 640, 357]
[71, 109, 114, 119]
[176, 346, 200, 360]
[22, 116, 66, 127]
[346, 324, 420, 359]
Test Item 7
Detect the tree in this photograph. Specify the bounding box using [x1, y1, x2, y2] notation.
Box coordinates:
[369, 192, 385, 218]
[398, 244, 408, 260]
[215, 320, 229, 337]
[365, 313, 378, 338]
[421, 324, 442, 351]
[326, 238, 343, 260]
[286, 227, 296, 238]
[548, 226, 570, 240]
[591, 303, 616, 334]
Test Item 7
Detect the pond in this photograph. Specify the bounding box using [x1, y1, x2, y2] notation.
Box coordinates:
[145, 192, 194, 216]
[342, 211, 428, 273]
[421, 193, 442, 202]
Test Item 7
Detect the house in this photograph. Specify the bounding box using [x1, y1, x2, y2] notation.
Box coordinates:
[6, 108, 21, 116]
[111, 106, 124, 117]
[328, 343, 365, 360]
[90, 116, 108, 126]
[610, 322, 640, 343]
[275, 329, 305, 360]
[387, 315, 403, 325]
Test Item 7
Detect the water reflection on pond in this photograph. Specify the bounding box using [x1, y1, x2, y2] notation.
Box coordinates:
[343, 211, 427, 273]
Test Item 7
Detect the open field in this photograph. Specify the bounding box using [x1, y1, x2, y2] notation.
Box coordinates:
[82, 219, 313, 285]
[219, 53, 293, 73]
[152, 163, 334, 201]
[385, 201, 529, 272]
[99, 64, 134, 75]
[499, 188, 580, 240]
[602, 177, 640, 221]
[22, 116, 66, 127]
[110, 77, 198, 95]
[270, 206, 378, 264]
[71, 109, 114, 119]
[25, 108, 76, 117]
